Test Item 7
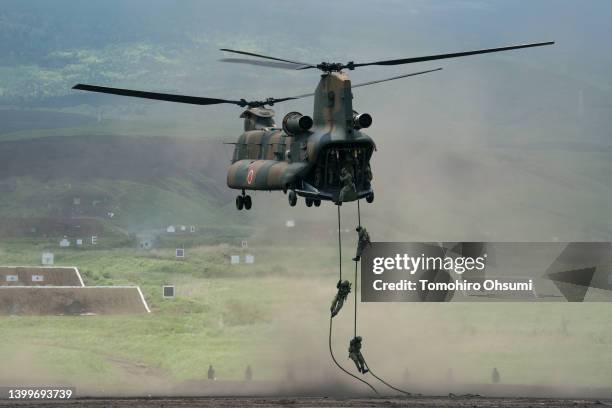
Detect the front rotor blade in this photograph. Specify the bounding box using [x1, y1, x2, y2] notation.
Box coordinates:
[219, 58, 309, 70]
[72, 84, 242, 106]
[353, 41, 555, 68]
[220, 48, 315, 68]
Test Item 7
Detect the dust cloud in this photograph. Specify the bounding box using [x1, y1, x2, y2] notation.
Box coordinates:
[2, 0, 612, 399]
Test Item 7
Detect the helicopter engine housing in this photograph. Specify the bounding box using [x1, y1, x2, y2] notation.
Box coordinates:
[353, 112, 372, 129]
[283, 112, 313, 135]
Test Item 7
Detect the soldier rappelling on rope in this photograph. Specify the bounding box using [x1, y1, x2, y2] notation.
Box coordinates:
[348, 336, 369, 374]
[353, 226, 372, 262]
[338, 155, 357, 203]
[330, 279, 352, 318]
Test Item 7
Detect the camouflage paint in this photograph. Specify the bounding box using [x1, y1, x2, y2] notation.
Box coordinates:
[227, 72, 375, 201]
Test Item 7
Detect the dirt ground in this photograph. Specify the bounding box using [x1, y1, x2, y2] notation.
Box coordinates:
[0, 396, 610, 407]
[2, 381, 612, 407]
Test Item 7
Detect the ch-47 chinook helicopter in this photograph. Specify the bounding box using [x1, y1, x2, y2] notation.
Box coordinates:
[73, 41, 554, 210]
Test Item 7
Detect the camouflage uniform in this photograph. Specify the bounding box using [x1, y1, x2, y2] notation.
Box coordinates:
[330, 279, 352, 317]
[338, 165, 356, 202]
[207, 365, 216, 380]
[364, 163, 373, 189]
[353, 226, 372, 261]
[327, 150, 337, 186]
[491, 367, 500, 384]
[348, 336, 368, 374]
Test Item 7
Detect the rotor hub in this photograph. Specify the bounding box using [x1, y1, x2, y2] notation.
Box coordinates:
[241, 98, 278, 108]
[316, 61, 355, 72]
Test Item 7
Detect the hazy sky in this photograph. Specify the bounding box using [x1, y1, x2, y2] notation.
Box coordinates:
[2, 0, 611, 104]
[2, 0, 611, 239]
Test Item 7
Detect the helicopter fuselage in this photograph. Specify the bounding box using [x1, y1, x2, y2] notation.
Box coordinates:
[227, 71, 376, 205]
[71, 40, 554, 209]
[227, 127, 375, 202]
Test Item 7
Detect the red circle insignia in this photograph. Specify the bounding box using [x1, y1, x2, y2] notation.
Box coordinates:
[247, 168, 255, 185]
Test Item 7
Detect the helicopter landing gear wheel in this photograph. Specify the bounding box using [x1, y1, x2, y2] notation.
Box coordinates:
[288, 190, 297, 207]
[235, 195, 244, 210]
[314, 199, 321, 207]
[244, 195, 252, 210]
[366, 191, 374, 203]
[305, 198, 313, 207]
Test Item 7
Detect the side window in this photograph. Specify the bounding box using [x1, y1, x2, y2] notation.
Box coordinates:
[32, 275, 44, 282]
[6, 275, 18, 282]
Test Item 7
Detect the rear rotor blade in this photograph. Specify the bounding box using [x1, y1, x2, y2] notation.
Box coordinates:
[352, 41, 555, 68]
[267, 97, 298, 104]
[72, 84, 243, 106]
[351, 68, 442, 89]
[288, 68, 443, 99]
[220, 48, 315, 68]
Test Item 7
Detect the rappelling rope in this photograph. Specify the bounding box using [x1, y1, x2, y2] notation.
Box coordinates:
[329, 317, 379, 395]
[328, 203, 379, 395]
[331, 201, 476, 398]
[355, 200, 361, 338]
[366, 365, 412, 396]
[337, 204, 342, 281]
[355, 200, 413, 397]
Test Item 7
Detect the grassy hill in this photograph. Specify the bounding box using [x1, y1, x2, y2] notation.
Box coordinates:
[0, 133, 241, 238]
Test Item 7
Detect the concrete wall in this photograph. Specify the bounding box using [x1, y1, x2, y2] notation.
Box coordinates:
[0, 286, 150, 315]
[0, 266, 84, 286]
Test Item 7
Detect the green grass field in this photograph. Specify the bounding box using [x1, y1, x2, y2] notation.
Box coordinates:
[3, 240, 612, 392]
[0, 241, 338, 387]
